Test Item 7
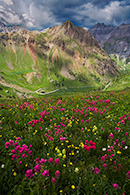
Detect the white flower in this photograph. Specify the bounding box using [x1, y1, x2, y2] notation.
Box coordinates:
[102, 148, 106, 151]
[76, 150, 79, 153]
[1, 164, 4, 168]
[125, 146, 128, 149]
[108, 146, 110, 148]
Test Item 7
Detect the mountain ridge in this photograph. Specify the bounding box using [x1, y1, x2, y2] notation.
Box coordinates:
[89, 23, 130, 58]
[0, 20, 120, 97]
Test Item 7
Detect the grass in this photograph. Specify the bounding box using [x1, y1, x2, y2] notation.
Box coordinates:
[0, 89, 130, 195]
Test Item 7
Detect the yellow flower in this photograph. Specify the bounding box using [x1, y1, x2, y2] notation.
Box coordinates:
[71, 185, 75, 189]
[13, 172, 17, 176]
[59, 190, 63, 193]
[58, 153, 62, 157]
[62, 149, 66, 154]
[63, 155, 66, 159]
[93, 184, 95, 187]
[74, 167, 79, 173]
[70, 162, 73, 165]
[25, 164, 28, 167]
[117, 151, 121, 154]
[57, 149, 60, 153]
[35, 172, 38, 175]
[0, 135, 2, 137]
[63, 164, 66, 167]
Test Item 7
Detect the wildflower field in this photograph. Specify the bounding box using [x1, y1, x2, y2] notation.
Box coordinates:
[0, 89, 130, 195]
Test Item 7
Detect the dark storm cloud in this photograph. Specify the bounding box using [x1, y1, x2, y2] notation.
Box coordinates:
[0, 0, 130, 30]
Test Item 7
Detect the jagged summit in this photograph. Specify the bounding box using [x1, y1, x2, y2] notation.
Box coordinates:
[60, 20, 75, 29]
[89, 23, 130, 58]
[0, 20, 119, 92]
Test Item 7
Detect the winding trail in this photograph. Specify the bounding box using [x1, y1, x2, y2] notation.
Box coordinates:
[0, 81, 34, 93]
[103, 82, 111, 91]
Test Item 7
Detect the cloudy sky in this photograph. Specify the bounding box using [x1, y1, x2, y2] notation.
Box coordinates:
[0, 0, 130, 30]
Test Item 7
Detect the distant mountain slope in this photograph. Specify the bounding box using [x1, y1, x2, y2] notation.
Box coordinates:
[89, 23, 130, 58]
[0, 20, 119, 97]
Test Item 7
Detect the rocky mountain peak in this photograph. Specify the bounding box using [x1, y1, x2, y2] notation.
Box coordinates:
[60, 20, 75, 29]
[89, 23, 130, 58]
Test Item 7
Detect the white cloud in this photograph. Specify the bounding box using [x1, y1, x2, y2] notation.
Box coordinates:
[1, 0, 13, 5]
[0, 11, 22, 25]
[0, 5, 5, 11]
[75, 1, 130, 26]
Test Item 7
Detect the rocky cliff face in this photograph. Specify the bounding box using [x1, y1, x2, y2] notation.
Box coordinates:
[0, 20, 119, 89]
[89, 23, 130, 58]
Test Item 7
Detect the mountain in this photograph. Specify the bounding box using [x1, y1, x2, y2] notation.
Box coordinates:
[0, 20, 119, 97]
[89, 23, 130, 58]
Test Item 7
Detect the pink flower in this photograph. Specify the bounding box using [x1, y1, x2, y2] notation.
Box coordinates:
[103, 163, 107, 169]
[5, 142, 11, 148]
[101, 156, 105, 161]
[40, 158, 47, 164]
[127, 170, 130, 179]
[25, 169, 34, 179]
[94, 167, 100, 174]
[109, 133, 114, 139]
[34, 164, 41, 172]
[19, 161, 22, 164]
[41, 169, 49, 177]
[16, 137, 21, 141]
[49, 158, 53, 164]
[13, 142, 18, 146]
[21, 153, 26, 158]
[121, 140, 125, 144]
[55, 158, 60, 165]
[84, 145, 90, 152]
[113, 183, 119, 189]
[52, 178, 56, 184]
[50, 137, 54, 141]
[60, 137, 65, 141]
[125, 132, 128, 136]
[55, 170, 60, 178]
[11, 149, 16, 154]
[48, 129, 51, 134]
[9, 140, 14, 145]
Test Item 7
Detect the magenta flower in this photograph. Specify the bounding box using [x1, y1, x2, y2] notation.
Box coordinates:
[49, 158, 53, 164]
[25, 169, 34, 179]
[52, 178, 56, 184]
[127, 170, 130, 179]
[109, 133, 114, 139]
[113, 183, 119, 189]
[55, 158, 60, 165]
[94, 167, 100, 174]
[11, 149, 16, 154]
[60, 137, 65, 141]
[101, 156, 105, 161]
[16, 137, 21, 141]
[5, 142, 11, 148]
[103, 163, 107, 169]
[55, 170, 60, 178]
[84, 145, 90, 152]
[34, 164, 41, 172]
[40, 158, 47, 164]
[13, 142, 18, 146]
[41, 169, 49, 177]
